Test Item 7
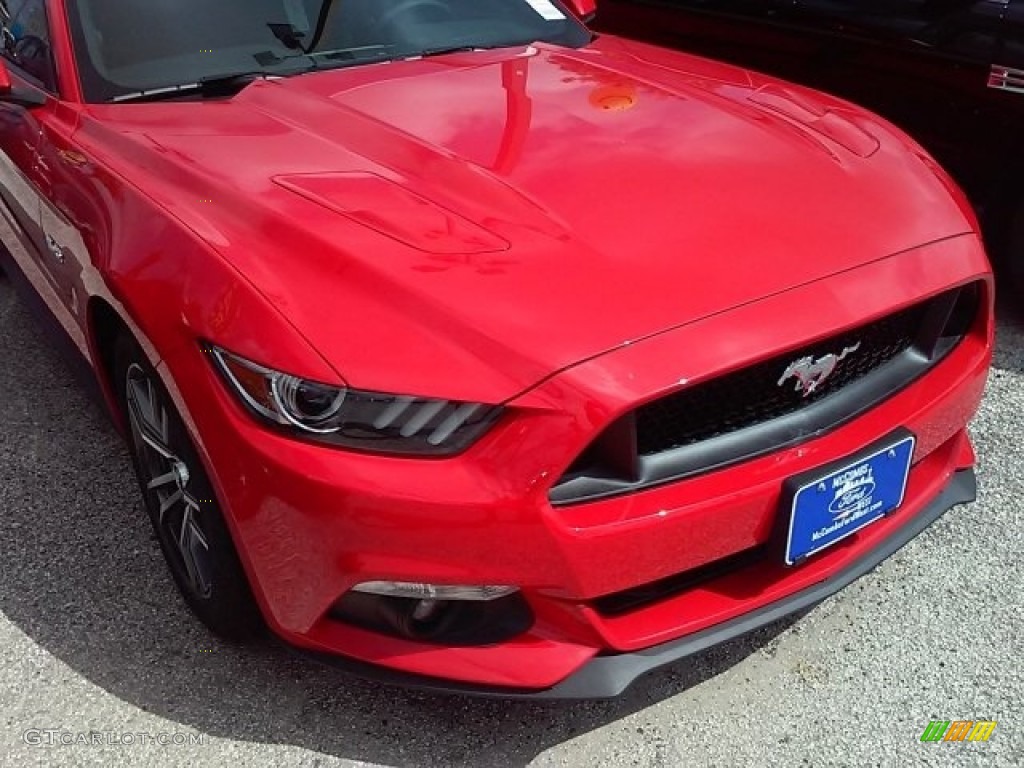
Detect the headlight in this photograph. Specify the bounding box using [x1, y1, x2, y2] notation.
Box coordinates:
[207, 345, 502, 455]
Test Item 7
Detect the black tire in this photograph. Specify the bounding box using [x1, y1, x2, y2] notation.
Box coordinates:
[113, 334, 264, 642]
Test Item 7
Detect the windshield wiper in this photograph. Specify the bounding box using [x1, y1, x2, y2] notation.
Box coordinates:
[310, 44, 397, 63]
[410, 45, 484, 58]
[110, 71, 284, 104]
[109, 41, 495, 103]
[401, 42, 541, 61]
[252, 43, 396, 70]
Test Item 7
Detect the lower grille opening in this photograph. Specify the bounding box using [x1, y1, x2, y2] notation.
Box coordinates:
[591, 547, 766, 617]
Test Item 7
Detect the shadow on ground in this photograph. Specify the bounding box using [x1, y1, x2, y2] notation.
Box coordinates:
[0, 270, 799, 767]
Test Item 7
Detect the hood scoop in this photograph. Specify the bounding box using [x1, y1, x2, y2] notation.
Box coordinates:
[274, 172, 510, 254]
[748, 84, 880, 158]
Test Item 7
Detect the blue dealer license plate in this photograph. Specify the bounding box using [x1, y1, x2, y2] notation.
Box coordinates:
[785, 435, 916, 565]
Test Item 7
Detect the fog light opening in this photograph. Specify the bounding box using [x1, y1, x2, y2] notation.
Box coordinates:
[351, 581, 519, 601]
[329, 583, 533, 646]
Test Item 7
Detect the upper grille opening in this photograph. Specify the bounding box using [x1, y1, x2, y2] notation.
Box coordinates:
[634, 301, 925, 456]
[551, 281, 983, 505]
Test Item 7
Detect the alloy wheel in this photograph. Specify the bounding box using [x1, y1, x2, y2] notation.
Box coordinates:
[124, 363, 213, 599]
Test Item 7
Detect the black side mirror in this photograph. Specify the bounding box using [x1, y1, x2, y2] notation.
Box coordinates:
[0, 59, 46, 107]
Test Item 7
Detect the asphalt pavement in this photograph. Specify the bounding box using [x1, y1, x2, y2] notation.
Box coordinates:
[0, 273, 1021, 768]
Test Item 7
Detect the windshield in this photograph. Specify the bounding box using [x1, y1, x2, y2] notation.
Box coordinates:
[65, 0, 592, 102]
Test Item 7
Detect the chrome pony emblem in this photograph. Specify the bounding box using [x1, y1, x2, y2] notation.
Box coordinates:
[778, 343, 862, 398]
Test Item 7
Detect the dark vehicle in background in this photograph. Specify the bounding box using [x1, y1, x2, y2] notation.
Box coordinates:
[594, 0, 1024, 297]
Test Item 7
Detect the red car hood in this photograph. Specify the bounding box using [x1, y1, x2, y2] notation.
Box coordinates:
[87, 38, 972, 402]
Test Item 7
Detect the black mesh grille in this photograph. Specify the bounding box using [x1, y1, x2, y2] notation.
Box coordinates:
[635, 302, 928, 456]
[551, 283, 982, 506]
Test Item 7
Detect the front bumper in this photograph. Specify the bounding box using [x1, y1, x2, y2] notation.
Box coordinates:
[290, 467, 976, 698]
[162, 235, 992, 695]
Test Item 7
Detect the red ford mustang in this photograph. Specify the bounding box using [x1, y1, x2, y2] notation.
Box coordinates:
[0, 0, 993, 697]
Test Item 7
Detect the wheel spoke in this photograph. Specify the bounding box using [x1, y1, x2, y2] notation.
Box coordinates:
[178, 499, 211, 596]
[138, 430, 175, 460]
[147, 469, 179, 491]
[127, 375, 175, 460]
[130, 375, 158, 429]
[157, 487, 184, 525]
